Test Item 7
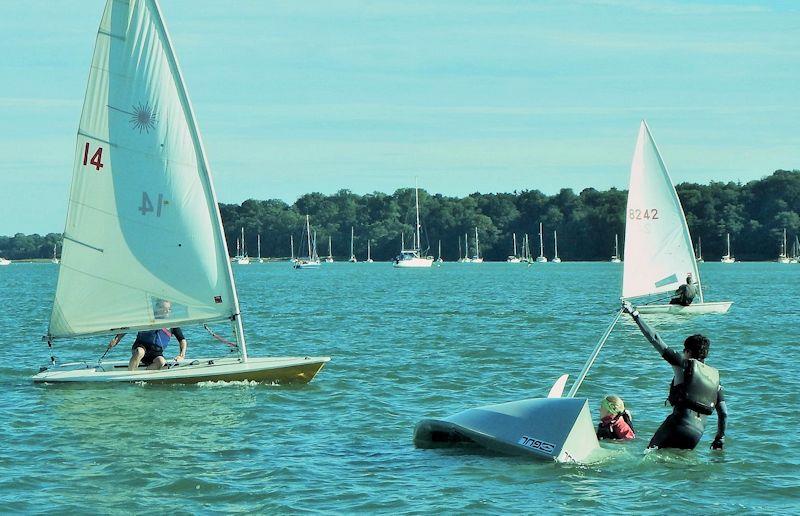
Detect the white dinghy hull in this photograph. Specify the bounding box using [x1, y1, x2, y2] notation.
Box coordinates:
[414, 397, 600, 463]
[33, 356, 329, 384]
[635, 301, 732, 315]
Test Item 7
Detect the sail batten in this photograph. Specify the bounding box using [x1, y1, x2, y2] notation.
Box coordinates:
[49, 0, 240, 340]
[622, 121, 701, 301]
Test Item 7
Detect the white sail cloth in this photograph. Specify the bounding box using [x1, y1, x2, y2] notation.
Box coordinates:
[622, 121, 701, 301]
[50, 0, 237, 338]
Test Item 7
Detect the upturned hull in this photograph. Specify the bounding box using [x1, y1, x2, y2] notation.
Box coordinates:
[414, 397, 600, 463]
[32, 356, 330, 384]
[635, 301, 732, 315]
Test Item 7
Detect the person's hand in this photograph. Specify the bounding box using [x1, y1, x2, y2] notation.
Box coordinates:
[622, 300, 635, 315]
[711, 437, 724, 450]
[174, 354, 185, 361]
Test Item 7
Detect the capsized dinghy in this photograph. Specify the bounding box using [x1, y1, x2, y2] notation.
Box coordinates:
[622, 121, 731, 315]
[414, 396, 600, 463]
[32, 0, 329, 384]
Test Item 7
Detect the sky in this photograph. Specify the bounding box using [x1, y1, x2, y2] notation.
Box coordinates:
[1, 0, 799, 234]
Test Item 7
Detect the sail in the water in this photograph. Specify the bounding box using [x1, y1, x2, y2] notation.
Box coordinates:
[622, 121, 702, 302]
[49, 0, 240, 340]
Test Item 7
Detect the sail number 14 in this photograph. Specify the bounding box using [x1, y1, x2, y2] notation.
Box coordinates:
[82, 142, 104, 171]
[629, 208, 659, 220]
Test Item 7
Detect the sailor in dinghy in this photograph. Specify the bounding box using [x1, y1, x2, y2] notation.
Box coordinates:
[32, 0, 329, 384]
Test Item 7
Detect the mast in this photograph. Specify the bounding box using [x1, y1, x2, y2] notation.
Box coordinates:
[350, 226, 355, 258]
[313, 231, 318, 260]
[554, 230, 559, 259]
[727, 233, 731, 256]
[241, 227, 246, 256]
[513, 233, 517, 257]
[367, 239, 371, 261]
[464, 233, 469, 259]
[474, 227, 480, 259]
[615, 233, 619, 257]
[328, 236, 333, 259]
[257, 234, 261, 260]
[415, 181, 421, 252]
[290, 235, 294, 260]
[538, 223, 545, 258]
[458, 237, 461, 260]
[306, 215, 312, 259]
[401, 233, 405, 252]
[438, 240, 441, 260]
[698, 237, 702, 259]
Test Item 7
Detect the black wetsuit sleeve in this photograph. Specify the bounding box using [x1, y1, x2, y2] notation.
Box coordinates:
[632, 314, 683, 366]
[171, 327, 185, 341]
[715, 387, 727, 440]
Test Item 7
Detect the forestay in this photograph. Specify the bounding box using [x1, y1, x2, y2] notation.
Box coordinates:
[49, 0, 239, 339]
[622, 121, 701, 301]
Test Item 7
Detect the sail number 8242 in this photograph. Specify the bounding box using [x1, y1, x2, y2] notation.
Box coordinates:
[629, 208, 659, 220]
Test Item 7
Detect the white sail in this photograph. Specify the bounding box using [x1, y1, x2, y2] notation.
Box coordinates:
[622, 121, 700, 301]
[49, 0, 238, 338]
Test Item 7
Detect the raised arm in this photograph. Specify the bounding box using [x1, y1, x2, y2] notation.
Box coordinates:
[622, 301, 682, 366]
[711, 387, 727, 450]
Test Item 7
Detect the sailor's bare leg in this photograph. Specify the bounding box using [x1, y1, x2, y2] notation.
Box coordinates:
[129, 347, 145, 371]
[147, 356, 166, 370]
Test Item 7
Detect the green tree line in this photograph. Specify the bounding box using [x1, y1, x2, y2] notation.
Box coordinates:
[3, 170, 799, 262]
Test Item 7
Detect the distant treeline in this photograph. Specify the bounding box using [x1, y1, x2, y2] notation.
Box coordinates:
[3, 170, 799, 261]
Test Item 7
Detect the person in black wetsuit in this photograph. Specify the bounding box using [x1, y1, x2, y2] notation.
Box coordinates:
[670, 273, 698, 306]
[622, 301, 727, 450]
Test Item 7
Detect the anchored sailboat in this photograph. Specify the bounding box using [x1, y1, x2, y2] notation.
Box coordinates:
[235, 227, 250, 265]
[256, 234, 264, 263]
[436, 240, 443, 263]
[51, 243, 60, 265]
[33, 0, 328, 383]
[721, 233, 735, 263]
[536, 223, 547, 263]
[778, 228, 791, 263]
[552, 231, 562, 263]
[366, 239, 374, 263]
[459, 233, 471, 263]
[325, 236, 334, 263]
[623, 121, 731, 315]
[348, 227, 357, 263]
[394, 184, 433, 268]
[469, 227, 484, 263]
[695, 237, 704, 263]
[506, 233, 521, 263]
[294, 215, 320, 269]
[610, 234, 621, 263]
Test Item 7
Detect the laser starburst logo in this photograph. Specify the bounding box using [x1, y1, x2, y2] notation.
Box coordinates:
[129, 101, 157, 133]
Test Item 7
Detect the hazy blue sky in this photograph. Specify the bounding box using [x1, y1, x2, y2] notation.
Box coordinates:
[1, 0, 799, 234]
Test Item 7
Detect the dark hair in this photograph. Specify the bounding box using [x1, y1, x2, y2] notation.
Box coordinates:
[684, 334, 710, 361]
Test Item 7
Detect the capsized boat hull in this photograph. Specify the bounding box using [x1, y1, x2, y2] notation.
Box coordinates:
[414, 397, 600, 463]
[32, 356, 330, 384]
[635, 301, 732, 315]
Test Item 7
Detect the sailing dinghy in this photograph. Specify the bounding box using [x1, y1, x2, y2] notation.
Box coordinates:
[622, 121, 731, 315]
[33, 0, 329, 384]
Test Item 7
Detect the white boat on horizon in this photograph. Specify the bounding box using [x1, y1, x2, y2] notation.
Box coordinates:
[622, 121, 731, 315]
[506, 233, 521, 263]
[778, 228, 791, 263]
[33, 0, 328, 384]
[294, 215, 321, 269]
[349, 227, 357, 263]
[325, 236, 334, 263]
[394, 184, 433, 268]
[552, 230, 562, 263]
[234, 227, 250, 265]
[0, 257, 10, 266]
[610, 234, 622, 263]
[721, 233, 735, 263]
[535, 223, 547, 263]
[467, 227, 483, 263]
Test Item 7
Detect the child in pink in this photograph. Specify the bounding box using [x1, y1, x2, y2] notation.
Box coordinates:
[596, 395, 635, 440]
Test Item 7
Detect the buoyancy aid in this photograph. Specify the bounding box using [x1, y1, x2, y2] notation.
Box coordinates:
[136, 328, 172, 350]
[668, 359, 720, 415]
[596, 411, 636, 440]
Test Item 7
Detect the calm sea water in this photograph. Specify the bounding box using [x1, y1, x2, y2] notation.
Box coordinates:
[0, 261, 798, 513]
